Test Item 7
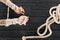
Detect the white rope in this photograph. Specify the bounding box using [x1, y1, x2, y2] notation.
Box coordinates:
[7, 6, 9, 19]
[5, 8, 29, 26]
[22, 4, 60, 40]
[0, 0, 29, 27]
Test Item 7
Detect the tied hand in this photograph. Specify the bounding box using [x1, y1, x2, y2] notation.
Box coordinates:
[17, 7, 25, 14]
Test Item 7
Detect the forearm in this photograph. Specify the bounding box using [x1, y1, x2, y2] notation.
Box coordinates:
[0, 0, 24, 14]
[0, 16, 29, 27]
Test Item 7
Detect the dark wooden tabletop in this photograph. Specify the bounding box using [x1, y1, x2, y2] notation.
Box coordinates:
[0, 0, 60, 40]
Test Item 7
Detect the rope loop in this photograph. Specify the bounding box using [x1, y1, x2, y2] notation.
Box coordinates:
[37, 4, 60, 38]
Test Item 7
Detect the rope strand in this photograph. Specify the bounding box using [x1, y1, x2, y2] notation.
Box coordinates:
[7, 7, 9, 19]
[22, 4, 60, 40]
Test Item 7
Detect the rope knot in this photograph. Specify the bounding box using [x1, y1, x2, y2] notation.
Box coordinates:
[49, 4, 60, 24]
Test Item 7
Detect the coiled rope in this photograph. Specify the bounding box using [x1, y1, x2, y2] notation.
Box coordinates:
[22, 4, 60, 40]
[37, 4, 60, 38]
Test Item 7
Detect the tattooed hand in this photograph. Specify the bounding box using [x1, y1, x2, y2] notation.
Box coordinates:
[0, 0, 25, 14]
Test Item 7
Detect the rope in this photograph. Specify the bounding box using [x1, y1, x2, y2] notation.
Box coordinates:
[37, 4, 58, 38]
[7, 6, 9, 19]
[37, 4, 60, 38]
[22, 4, 60, 40]
[5, 7, 29, 26]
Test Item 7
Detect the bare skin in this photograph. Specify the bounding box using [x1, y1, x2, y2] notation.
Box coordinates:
[0, 0, 25, 14]
[0, 15, 29, 26]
